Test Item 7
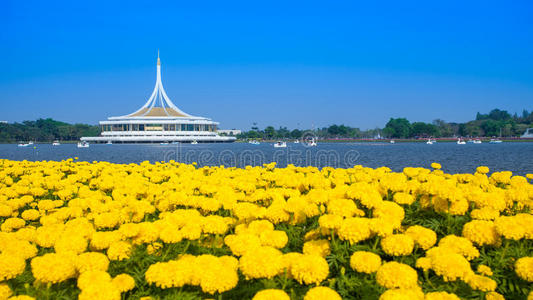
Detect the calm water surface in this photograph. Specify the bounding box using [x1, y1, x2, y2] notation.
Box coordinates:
[1, 142, 532, 175]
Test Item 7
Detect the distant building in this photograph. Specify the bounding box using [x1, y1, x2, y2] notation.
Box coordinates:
[0, 121, 7, 124]
[81, 53, 235, 143]
[218, 129, 242, 136]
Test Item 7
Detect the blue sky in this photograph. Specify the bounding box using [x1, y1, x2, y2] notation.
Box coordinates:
[1, 0, 532, 130]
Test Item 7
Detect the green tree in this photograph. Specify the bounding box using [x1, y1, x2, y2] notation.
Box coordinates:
[481, 120, 501, 136]
[488, 109, 511, 121]
[383, 118, 411, 138]
[290, 129, 302, 139]
[411, 122, 438, 137]
[432, 119, 454, 137]
[0, 119, 100, 143]
[264, 126, 275, 139]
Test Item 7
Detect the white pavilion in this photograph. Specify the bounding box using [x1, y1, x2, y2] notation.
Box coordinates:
[81, 54, 235, 143]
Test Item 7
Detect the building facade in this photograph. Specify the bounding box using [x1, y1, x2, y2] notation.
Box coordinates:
[81, 54, 235, 143]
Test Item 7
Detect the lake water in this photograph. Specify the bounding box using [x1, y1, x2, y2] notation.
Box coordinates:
[1, 142, 532, 175]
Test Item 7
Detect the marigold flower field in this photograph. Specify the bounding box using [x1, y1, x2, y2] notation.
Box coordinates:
[0, 159, 532, 300]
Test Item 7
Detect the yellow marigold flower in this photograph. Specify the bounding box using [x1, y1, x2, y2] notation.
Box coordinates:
[0, 204, 12, 217]
[393, 192, 415, 205]
[494, 215, 532, 240]
[290, 254, 329, 285]
[112, 274, 135, 292]
[0, 283, 12, 299]
[485, 291, 505, 300]
[90, 231, 122, 250]
[132, 222, 160, 245]
[180, 224, 202, 241]
[424, 291, 460, 300]
[196, 255, 239, 294]
[8, 296, 36, 300]
[526, 173, 533, 180]
[118, 223, 140, 238]
[350, 251, 381, 274]
[431, 163, 442, 170]
[78, 270, 112, 290]
[225, 233, 261, 256]
[438, 235, 479, 260]
[265, 204, 291, 224]
[405, 225, 437, 250]
[107, 241, 132, 261]
[76, 252, 110, 272]
[304, 286, 342, 300]
[1, 218, 25, 232]
[462, 220, 500, 246]
[318, 214, 343, 231]
[233, 202, 266, 220]
[425, 247, 473, 281]
[147, 242, 163, 255]
[21, 209, 40, 221]
[78, 281, 121, 300]
[476, 166, 490, 174]
[252, 289, 290, 300]
[239, 246, 284, 280]
[327, 198, 364, 218]
[5, 155, 533, 299]
[376, 262, 418, 289]
[260, 230, 288, 249]
[477, 265, 493, 276]
[449, 199, 469, 216]
[373, 201, 405, 229]
[31, 252, 77, 283]
[471, 208, 500, 221]
[415, 257, 432, 271]
[419, 194, 431, 208]
[0, 235, 37, 260]
[201, 215, 229, 235]
[0, 253, 25, 281]
[159, 227, 183, 244]
[379, 288, 424, 300]
[219, 255, 239, 271]
[281, 252, 304, 277]
[381, 234, 414, 256]
[370, 218, 395, 237]
[145, 259, 192, 289]
[54, 234, 87, 254]
[337, 217, 373, 244]
[515, 257, 533, 282]
[304, 229, 321, 241]
[303, 239, 330, 257]
[37, 199, 58, 211]
[465, 274, 497, 292]
[93, 212, 121, 229]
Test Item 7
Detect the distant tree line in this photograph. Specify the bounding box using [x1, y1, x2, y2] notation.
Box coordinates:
[238, 108, 533, 140]
[237, 124, 384, 140]
[0, 118, 100, 143]
[383, 109, 533, 138]
[1, 108, 532, 143]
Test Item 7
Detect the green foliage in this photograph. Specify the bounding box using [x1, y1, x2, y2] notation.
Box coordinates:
[383, 118, 411, 138]
[410, 122, 439, 138]
[0, 118, 100, 143]
[238, 108, 532, 140]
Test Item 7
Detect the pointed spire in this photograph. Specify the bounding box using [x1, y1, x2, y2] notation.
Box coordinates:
[111, 53, 195, 119]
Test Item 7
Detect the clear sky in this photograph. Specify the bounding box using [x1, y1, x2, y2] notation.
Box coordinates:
[1, 0, 532, 130]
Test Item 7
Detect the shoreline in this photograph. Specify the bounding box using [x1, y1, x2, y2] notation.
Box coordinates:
[2, 138, 533, 144]
[240, 138, 533, 143]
